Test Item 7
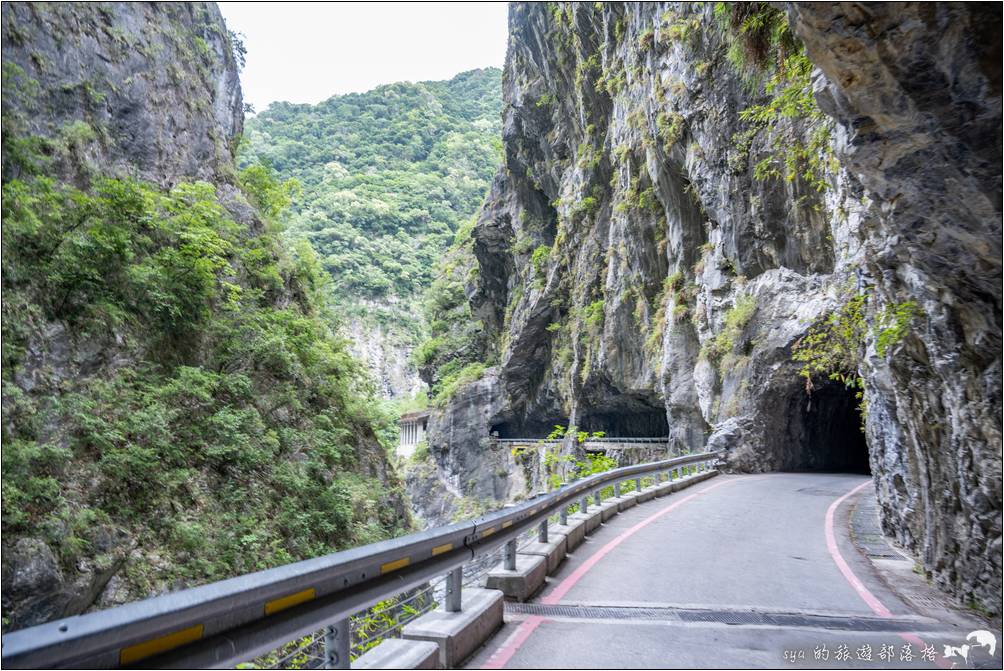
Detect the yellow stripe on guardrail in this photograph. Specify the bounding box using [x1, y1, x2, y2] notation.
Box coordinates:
[380, 557, 410, 574]
[431, 542, 453, 555]
[119, 624, 204, 665]
[480, 526, 496, 538]
[502, 520, 513, 528]
[264, 588, 316, 615]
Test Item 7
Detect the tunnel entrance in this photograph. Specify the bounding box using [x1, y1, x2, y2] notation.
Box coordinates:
[791, 381, 870, 473]
[490, 409, 669, 440]
[490, 418, 569, 439]
[578, 409, 669, 438]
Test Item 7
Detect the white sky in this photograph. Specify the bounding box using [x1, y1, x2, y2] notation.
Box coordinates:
[219, 2, 509, 113]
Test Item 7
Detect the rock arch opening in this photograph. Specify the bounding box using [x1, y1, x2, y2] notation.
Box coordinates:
[785, 381, 870, 473]
[489, 408, 669, 439]
[578, 409, 669, 438]
[490, 417, 568, 439]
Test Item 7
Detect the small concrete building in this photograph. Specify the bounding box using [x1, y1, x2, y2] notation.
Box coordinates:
[398, 409, 431, 458]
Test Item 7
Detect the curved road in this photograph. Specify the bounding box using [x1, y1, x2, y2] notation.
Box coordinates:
[466, 473, 991, 669]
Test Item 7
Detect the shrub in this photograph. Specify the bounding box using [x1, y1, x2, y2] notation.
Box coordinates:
[583, 299, 605, 328]
[656, 111, 685, 150]
[238, 163, 300, 223]
[433, 362, 487, 407]
[703, 293, 757, 363]
[715, 2, 836, 192]
[410, 441, 430, 464]
[875, 301, 919, 357]
[1, 162, 406, 581]
[531, 245, 550, 279]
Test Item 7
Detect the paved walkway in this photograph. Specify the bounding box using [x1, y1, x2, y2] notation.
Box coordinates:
[466, 473, 994, 669]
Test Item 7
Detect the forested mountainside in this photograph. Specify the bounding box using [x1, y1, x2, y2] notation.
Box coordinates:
[415, 2, 1001, 614]
[0, 2, 408, 630]
[241, 69, 502, 398]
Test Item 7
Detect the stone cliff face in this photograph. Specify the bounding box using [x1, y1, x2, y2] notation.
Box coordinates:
[420, 2, 1001, 614]
[2, 2, 242, 190]
[344, 303, 426, 400]
[788, 2, 1002, 615]
[2, 2, 249, 627]
[1, 2, 408, 629]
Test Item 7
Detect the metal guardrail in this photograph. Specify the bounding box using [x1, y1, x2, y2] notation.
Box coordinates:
[1, 450, 720, 669]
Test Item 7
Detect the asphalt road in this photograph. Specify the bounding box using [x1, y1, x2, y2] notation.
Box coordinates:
[465, 473, 993, 669]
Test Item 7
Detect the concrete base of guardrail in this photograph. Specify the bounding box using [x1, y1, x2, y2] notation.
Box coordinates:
[550, 518, 586, 551]
[485, 553, 547, 602]
[635, 486, 657, 503]
[599, 499, 621, 521]
[612, 494, 639, 512]
[654, 478, 676, 497]
[568, 508, 602, 533]
[401, 588, 504, 668]
[353, 638, 439, 669]
[518, 534, 567, 573]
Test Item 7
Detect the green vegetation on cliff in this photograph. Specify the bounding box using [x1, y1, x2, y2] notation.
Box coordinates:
[715, 2, 836, 192]
[413, 218, 492, 404]
[240, 69, 502, 345]
[1, 58, 409, 621]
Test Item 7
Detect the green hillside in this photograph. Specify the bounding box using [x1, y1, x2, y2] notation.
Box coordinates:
[240, 69, 502, 377]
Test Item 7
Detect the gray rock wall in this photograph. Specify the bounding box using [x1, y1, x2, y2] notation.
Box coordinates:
[420, 2, 1001, 614]
[2, 2, 243, 189]
[789, 1, 1002, 615]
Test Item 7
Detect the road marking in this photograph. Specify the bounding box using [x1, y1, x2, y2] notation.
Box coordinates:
[825, 480, 951, 669]
[477, 476, 738, 668]
[541, 476, 741, 605]
[480, 615, 546, 669]
[824, 481, 892, 617]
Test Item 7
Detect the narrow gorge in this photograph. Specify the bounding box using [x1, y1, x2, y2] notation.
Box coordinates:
[1, 0, 1000, 638]
[1, 2, 409, 629]
[414, 2, 1001, 615]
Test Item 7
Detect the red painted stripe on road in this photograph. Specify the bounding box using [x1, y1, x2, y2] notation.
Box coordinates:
[825, 480, 951, 669]
[541, 477, 741, 605]
[480, 615, 546, 669]
[824, 480, 893, 617]
[478, 477, 739, 669]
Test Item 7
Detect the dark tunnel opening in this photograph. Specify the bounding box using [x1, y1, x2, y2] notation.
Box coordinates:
[490, 418, 569, 439]
[491, 409, 669, 439]
[792, 381, 871, 474]
[578, 409, 669, 438]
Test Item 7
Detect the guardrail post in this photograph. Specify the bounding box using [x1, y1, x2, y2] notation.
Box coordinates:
[594, 490, 601, 506]
[504, 539, 517, 570]
[581, 495, 589, 512]
[560, 506, 568, 525]
[635, 477, 642, 491]
[323, 619, 350, 669]
[539, 519, 548, 543]
[445, 566, 462, 612]
[614, 481, 620, 497]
